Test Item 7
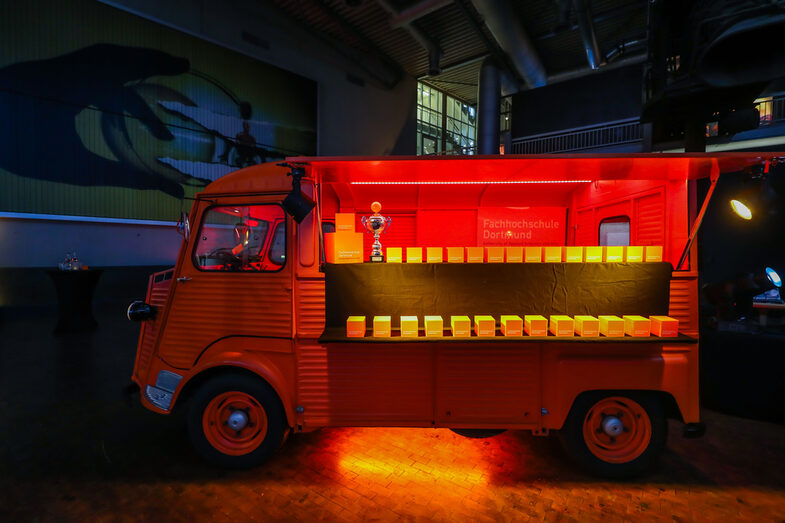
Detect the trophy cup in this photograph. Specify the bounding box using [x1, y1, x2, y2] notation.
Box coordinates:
[361, 201, 392, 262]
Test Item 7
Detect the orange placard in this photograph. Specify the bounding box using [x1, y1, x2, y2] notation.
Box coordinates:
[346, 316, 366, 337]
[474, 315, 495, 337]
[450, 315, 471, 337]
[500, 315, 522, 336]
[524, 315, 547, 336]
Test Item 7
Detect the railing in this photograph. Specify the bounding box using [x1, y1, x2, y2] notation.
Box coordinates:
[510, 118, 641, 154]
[510, 94, 785, 155]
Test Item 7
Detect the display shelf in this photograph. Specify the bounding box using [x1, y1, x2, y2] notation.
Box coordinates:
[318, 327, 697, 344]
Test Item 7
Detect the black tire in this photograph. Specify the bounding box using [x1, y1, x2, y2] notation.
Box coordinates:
[187, 373, 287, 469]
[559, 391, 667, 479]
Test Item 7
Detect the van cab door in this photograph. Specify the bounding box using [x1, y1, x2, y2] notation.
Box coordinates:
[158, 197, 293, 370]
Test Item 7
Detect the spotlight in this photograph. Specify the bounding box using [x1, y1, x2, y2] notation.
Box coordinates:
[730, 199, 752, 220]
[278, 163, 315, 223]
[766, 267, 782, 288]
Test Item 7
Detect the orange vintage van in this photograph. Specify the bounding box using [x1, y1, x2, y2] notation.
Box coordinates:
[128, 153, 773, 478]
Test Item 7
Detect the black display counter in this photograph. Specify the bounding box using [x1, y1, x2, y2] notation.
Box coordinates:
[46, 269, 103, 334]
[324, 262, 673, 330]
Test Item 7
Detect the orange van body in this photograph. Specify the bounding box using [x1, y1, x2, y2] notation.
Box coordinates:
[129, 154, 774, 474]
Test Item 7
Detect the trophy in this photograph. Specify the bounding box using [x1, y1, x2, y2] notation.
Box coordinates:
[361, 201, 392, 262]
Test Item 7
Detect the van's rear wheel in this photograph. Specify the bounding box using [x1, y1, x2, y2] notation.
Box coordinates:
[561, 392, 666, 478]
[188, 373, 286, 468]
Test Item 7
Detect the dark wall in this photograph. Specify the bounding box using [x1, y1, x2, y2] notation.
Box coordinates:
[511, 64, 643, 138]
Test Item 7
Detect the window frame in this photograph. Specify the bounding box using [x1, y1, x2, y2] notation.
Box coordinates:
[191, 202, 288, 274]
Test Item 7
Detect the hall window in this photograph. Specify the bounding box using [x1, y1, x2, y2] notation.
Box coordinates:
[417, 82, 477, 156]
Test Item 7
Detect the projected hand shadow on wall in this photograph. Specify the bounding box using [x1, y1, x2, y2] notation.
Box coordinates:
[0, 44, 287, 199]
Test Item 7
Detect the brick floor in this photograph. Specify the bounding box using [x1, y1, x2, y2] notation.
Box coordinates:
[1, 306, 785, 521]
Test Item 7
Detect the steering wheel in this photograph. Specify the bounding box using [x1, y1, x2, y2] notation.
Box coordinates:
[207, 247, 243, 270]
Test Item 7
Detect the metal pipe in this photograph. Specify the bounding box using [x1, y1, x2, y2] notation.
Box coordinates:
[477, 56, 501, 154]
[572, 0, 604, 69]
[470, 0, 547, 88]
[676, 165, 719, 271]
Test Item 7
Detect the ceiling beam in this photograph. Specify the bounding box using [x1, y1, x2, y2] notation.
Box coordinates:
[389, 0, 454, 28]
[376, 0, 443, 75]
[309, 0, 403, 88]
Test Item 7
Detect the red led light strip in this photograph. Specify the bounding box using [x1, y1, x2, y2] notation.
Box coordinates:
[349, 180, 592, 185]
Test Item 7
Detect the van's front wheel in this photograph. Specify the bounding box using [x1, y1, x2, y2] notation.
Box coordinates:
[561, 392, 666, 478]
[188, 373, 286, 468]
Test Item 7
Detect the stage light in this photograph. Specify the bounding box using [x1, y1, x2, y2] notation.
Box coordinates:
[766, 267, 782, 288]
[730, 199, 752, 220]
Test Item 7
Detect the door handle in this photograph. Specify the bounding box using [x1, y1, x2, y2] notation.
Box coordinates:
[177, 276, 192, 283]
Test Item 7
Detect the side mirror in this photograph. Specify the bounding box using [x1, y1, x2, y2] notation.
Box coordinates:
[177, 211, 190, 241]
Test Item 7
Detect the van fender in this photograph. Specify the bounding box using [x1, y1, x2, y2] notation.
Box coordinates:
[541, 344, 700, 428]
[177, 337, 297, 427]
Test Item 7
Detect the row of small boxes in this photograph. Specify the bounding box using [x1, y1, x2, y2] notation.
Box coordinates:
[346, 314, 679, 338]
[385, 245, 663, 263]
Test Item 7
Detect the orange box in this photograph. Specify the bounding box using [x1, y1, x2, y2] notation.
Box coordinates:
[426, 247, 443, 263]
[506, 247, 523, 263]
[524, 315, 548, 336]
[424, 315, 443, 337]
[625, 246, 644, 262]
[645, 245, 663, 262]
[624, 315, 651, 337]
[324, 232, 363, 263]
[386, 247, 403, 263]
[524, 247, 542, 263]
[400, 316, 419, 337]
[335, 213, 356, 232]
[447, 247, 465, 263]
[549, 315, 574, 337]
[373, 316, 391, 337]
[563, 246, 583, 263]
[584, 246, 603, 263]
[543, 246, 562, 262]
[450, 315, 471, 337]
[500, 315, 522, 336]
[574, 315, 600, 336]
[650, 315, 679, 337]
[474, 315, 495, 337]
[599, 315, 624, 337]
[605, 246, 624, 262]
[466, 247, 484, 263]
[406, 247, 422, 263]
[346, 316, 366, 337]
[486, 247, 504, 263]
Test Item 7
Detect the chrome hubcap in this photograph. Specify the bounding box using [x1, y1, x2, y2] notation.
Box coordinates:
[227, 410, 249, 431]
[602, 415, 624, 436]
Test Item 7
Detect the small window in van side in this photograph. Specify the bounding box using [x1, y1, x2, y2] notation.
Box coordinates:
[194, 204, 286, 272]
[599, 216, 630, 246]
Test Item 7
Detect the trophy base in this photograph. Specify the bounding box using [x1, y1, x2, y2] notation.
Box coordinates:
[369, 254, 385, 263]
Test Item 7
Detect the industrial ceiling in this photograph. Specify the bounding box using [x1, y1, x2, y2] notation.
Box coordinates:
[266, 0, 648, 104]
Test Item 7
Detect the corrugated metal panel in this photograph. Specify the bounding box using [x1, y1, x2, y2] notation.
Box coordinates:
[296, 277, 325, 337]
[436, 346, 540, 424]
[133, 269, 173, 381]
[299, 344, 433, 425]
[669, 273, 699, 337]
[634, 191, 665, 246]
[296, 341, 330, 427]
[159, 272, 293, 368]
